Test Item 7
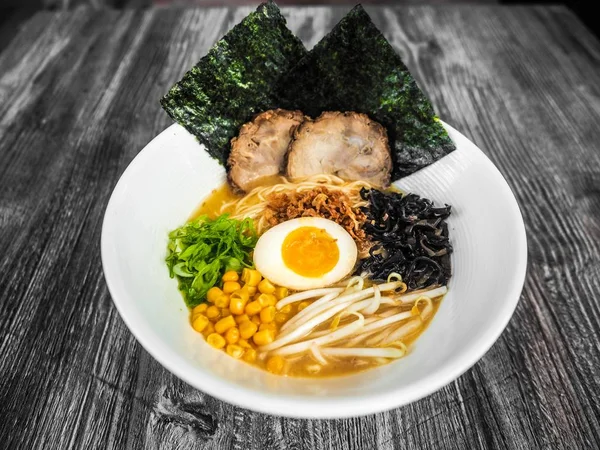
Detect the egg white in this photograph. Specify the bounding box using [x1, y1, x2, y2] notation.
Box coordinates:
[253, 217, 358, 290]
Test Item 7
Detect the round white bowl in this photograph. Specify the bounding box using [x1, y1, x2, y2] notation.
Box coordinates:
[101, 122, 527, 418]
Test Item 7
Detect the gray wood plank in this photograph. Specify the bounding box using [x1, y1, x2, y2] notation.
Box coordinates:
[0, 5, 599, 450]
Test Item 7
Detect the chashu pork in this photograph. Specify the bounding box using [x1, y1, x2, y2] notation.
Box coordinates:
[228, 109, 304, 192]
[286, 111, 392, 187]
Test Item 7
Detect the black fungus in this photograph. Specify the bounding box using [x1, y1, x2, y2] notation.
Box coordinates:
[356, 188, 453, 289]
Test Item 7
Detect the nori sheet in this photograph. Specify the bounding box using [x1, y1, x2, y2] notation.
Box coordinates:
[160, 1, 307, 165]
[276, 5, 455, 179]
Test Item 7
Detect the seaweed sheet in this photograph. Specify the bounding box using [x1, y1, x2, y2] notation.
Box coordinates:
[276, 5, 455, 179]
[160, 1, 307, 165]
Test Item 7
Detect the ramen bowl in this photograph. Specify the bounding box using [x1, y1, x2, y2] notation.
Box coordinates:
[101, 122, 527, 418]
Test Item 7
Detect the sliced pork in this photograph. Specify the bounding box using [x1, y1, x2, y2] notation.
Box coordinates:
[228, 109, 304, 192]
[286, 111, 392, 187]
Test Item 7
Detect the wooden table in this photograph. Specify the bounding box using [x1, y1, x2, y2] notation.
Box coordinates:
[1, 5, 599, 449]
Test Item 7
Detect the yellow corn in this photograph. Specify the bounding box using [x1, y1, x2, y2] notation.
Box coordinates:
[225, 327, 240, 344]
[206, 305, 220, 320]
[222, 281, 241, 294]
[259, 322, 277, 333]
[260, 306, 276, 323]
[230, 298, 246, 315]
[242, 268, 262, 287]
[251, 315, 261, 326]
[206, 333, 226, 349]
[229, 290, 249, 315]
[192, 303, 208, 316]
[234, 314, 250, 324]
[273, 287, 288, 300]
[256, 293, 277, 308]
[214, 315, 236, 334]
[243, 285, 257, 296]
[298, 301, 311, 312]
[253, 329, 275, 346]
[258, 278, 276, 294]
[237, 338, 252, 349]
[206, 287, 223, 304]
[239, 321, 258, 339]
[242, 348, 257, 363]
[266, 355, 285, 374]
[222, 270, 239, 282]
[280, 304, 292, 314]
[274, 312, 288, 324]
[192, 314, 209, 333]
[245, 300, 262, 316]
[214, 294, 230, 308]
[226, 344, 244, 359]
[202, 322, 215, 338]
[222, 308, 232, 317]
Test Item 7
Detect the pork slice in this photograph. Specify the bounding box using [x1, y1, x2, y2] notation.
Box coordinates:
[228, 109, 304, 192]
[286, 111, 392, 187]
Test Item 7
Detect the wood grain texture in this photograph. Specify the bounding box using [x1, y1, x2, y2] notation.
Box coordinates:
[0, 5, 599, 449]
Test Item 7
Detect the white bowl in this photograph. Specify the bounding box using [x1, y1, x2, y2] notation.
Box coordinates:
[101, 122, 527, 418]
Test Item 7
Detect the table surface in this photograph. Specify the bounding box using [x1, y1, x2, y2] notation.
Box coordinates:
[1, 4, 600, 449]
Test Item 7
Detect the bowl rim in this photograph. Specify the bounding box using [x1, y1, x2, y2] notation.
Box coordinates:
[101, 121, 528, 419]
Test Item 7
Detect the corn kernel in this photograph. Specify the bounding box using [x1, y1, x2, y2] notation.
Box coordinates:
[206, 333, 226, 349]
[239, 321, 258, 339]
[259, 322, 277, 333]
[242, 268, 262, 287]
[223, 281, 241, 294]
[225, 327, 240, 344]
[280, 304, 292, 314]
[274, 312, 289, 324]
[230, 298, 246, 315]
[192, 314, 209, 333]
[215, 315, 236, 334]
[266, 355, 285, 374]
[229, 290, 249, 315]
[245, 300, 262, 316]
[251, 315, 261, 326]
[235, 314, 250, 324]
[253, 329, 275, 346]
[257, 293, 277, 308]
[222, 270, 239, 282]
[214, 294, 230, 309]
[226, 344, 244, 359]
[260, 305, 276, 323]
[238, 338, 252, 349]
[192, 303, 208, 315]
[229, 298, 246, 315]
[273, 286, 288, 300]
[258, 278, 276, 294]
[242, 348, 257, 363]
[206, 287, 223, 304]
[298, 301, 311, 312]
[202, 322, 215, 338]
[206, 305, 220, 320]
[222, 308, 231, 317]
[243, 285, 257, 296]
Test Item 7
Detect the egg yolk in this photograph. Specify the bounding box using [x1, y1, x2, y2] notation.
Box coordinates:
[281, 227, 340, 278]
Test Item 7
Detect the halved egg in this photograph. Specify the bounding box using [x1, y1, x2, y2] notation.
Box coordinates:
[253, 217, 358, 290]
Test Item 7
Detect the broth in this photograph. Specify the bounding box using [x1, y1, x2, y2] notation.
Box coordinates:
[190, 183, 241, 220]
[187, 183, 446, 378]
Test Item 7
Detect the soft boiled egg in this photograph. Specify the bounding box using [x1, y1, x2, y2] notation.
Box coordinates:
[253, 217, 358, 290]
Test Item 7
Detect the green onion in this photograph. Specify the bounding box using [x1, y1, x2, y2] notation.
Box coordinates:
[166, 214, 258, 308]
